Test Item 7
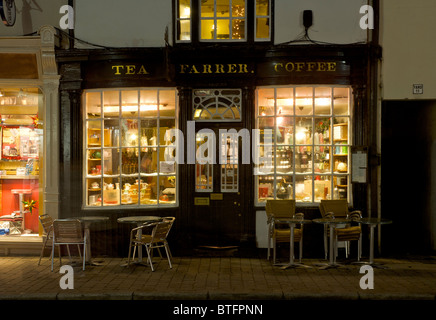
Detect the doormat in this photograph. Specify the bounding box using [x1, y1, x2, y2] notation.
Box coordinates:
[194, 246, 239, 257]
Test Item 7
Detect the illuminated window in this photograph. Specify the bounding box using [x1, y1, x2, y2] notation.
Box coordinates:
[84, 89, 178, 208]
[200, 0, 246, 41]
[255, 86, 352, 205]
[255, 0, 270, 40]
[176, 0, 191, 41]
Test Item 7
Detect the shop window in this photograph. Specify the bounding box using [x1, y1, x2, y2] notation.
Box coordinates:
[175, 0, 271, 43]
[193, 89, 241, 121]
[0, 88, 42, 235]
[255, 86, 351, 205]
[84, 89, 178, 208]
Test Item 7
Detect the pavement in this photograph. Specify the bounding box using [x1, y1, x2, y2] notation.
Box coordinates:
[1, 253, 436, 304]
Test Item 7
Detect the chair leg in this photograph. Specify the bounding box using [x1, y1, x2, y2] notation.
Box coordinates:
[77, 245, 82, 260]
[273, 239, 277, 264]
[145, 245, 154, 271]
[299, 240, 303, 263]
[127, 238, 133, 266]
[324, 227, 328, 260]
[38, 236, 49, 266]
[164, 242, 172, 269]
[66, 244, 72, 263]
[82, 238, 86, 271]
[51, 243, 55, 272]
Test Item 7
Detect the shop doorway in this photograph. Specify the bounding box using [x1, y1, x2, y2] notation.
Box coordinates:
[381, 100, 436, 255]
[191, 123, 247, 250]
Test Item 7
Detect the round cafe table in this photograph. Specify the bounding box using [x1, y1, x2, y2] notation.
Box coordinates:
[73, 216, 109, 266]
[274, 218, 312, 269]
[117, 216, 162, 266]
[313, 218, 351, 269]
[358, 217, 392, 269]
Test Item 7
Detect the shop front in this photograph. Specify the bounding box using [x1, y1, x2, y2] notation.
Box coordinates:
[0, 26, 60, 255]
[57, 42, 376, 257]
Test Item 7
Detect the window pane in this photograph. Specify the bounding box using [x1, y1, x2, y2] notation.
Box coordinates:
[257, 88, 274, 116]
[201, 20, 215, 40]
[295, 175, 312, 202]
[276, 87, 294, 115]
[86, 92, 101, 119]
[295, 87, 313, 115]
[295, 117, 312, 145]
[232, 0, 245, 17]
[201, 0, 215, 17]
[276, 175, 293, 199]
[333, 87, 350, 115]
[314, 176, 331, 202]
[178, 0, 191, 18]
[276, 116, 293, 145]
[217, 0, 230, 17]
[256, 18, 269, 39]
[256, 0, 269, 16]
[315, 87, 332, 115]
[178, 20, 191, 41]
[103, 91, 119, 118]
[232, 19, 245, 39]
[217, 19, 230, 39]
[121, 90, 138, 117]
[276, 146, 293, 174]
[121, 119, 139, 147]
[139, 90, 158, 117]
[159, 90, 176, 117]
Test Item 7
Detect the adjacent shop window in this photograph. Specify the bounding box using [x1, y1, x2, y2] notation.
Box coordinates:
[176, 0, 191, 41]
[0, 88, 42, 235]
[255, 86, 351, 205]
[84, 89, 178, 208]
[193, 89, 241, 121]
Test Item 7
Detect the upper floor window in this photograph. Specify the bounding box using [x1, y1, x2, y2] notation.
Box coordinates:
[175, 0, 271, 43]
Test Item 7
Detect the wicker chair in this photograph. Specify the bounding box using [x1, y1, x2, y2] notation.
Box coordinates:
[265, 200, 305, 264]
[319, 200, 362, 260]
[51, 219, 87, 271]
[127, 220, 173, 271]
[38, 214, 54, 265]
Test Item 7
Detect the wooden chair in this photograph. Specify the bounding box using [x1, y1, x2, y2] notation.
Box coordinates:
[38, 214, 53, 265]
[319, 200, 362, 260]
[127, 220, 173, 271]
[51, 219, 88, 271]
[265, 200, 305, 264]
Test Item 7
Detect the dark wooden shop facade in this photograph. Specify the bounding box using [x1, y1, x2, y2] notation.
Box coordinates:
[56, 43, 379, 258]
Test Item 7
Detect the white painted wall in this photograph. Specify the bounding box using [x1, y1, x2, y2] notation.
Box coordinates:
[274, 0, 368, 45]
[74, 0, 172, 48]
[0, 0, 67, 36]
[380, 0, 436, 100]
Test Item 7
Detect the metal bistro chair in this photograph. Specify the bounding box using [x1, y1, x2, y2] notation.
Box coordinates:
[38, 214, 54, 265]
[127, 220, 173, 271]
[51, 219, 88, 272]
[319, 200, 362, 261]
[265, 200, 305, 264]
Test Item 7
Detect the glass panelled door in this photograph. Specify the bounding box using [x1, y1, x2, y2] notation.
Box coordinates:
[192, 125, 245, 248]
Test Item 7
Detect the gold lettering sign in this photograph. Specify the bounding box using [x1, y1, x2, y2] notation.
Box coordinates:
[273, 61, 337, 73]
[111, 65, 150, 75]
[179, 63, 253, 74]
[210, 193, 223, 200]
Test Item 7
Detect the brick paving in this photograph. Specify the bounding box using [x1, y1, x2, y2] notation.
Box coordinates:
[0, 254, 435, 301]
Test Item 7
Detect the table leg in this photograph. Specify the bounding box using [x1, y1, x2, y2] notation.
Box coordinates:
[83, 223, 104, 266]
[281, 224, 311, 270]
[318, 225, 347, 270]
